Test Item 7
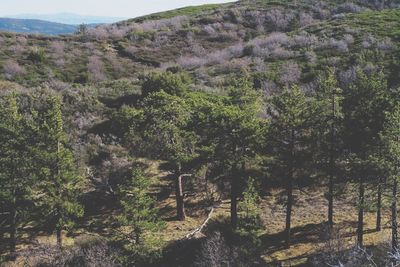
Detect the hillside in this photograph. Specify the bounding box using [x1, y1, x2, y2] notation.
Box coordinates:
[1, 1, 400, 266]
[0, 18, 78, 35]
[0, 0, 398, 88]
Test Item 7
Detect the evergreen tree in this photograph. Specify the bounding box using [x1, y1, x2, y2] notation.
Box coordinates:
[206, 78, 261, 229]
[36, 95, 84, 247]
[238, 177, 262, 232]
[380, 106, 400, 252]
[117, 168, 164, 244]
[268, 85, 312, 248]
[124, 90, 197, 221]
[315, 69, 343, 229]
[342, 70, 392, 247]
[0, 93, 34, 258]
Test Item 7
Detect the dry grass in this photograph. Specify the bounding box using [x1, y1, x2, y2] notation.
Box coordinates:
[1, 160, 394, 266]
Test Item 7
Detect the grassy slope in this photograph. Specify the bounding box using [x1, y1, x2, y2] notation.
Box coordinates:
[0, 1, 399, 87]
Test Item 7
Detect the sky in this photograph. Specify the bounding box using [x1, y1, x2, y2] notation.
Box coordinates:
[0, 0, 235, 18]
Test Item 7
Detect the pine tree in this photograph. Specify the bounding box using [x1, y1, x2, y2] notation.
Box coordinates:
[342, 70, 392, 247]
[380, 106, 400, 252]
[118, 168, 164, 244]
[36, 95, 84, 247]
[0, 93, 34, 258]
[268, 85, 311, 248]
[207, 78, 261, 229]
[315, 69, 343, 229]
[125, 90, 197, 221]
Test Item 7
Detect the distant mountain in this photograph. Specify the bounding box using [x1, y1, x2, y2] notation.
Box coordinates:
[0, 18, 78, 35]
[10, 13, 125, 25]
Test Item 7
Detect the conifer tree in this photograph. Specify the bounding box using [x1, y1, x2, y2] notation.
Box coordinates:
[268, 85, 311, 248]
[118, 168, 164, 244]
[315, 69, 343, 229]
[342, 70, 392, 247]
[207, 78, 261, 229]
[36, 95, 84, 247]
[0, 93, 34, 257]
[380, 106, 400, 252]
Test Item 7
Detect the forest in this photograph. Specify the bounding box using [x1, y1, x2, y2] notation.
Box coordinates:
[1, 0, 400, 266]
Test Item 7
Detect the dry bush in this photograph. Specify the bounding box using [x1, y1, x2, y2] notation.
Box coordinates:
[3, 60, 25, 79]
[19, 237, 119, 267]
[87, 56, 106, 82]
[265, 9, 295, 31]
[279, 62, 301, 85]
[193, 232, 240, 267]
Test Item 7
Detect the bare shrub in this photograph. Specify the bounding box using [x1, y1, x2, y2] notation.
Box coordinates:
[16, 36, 27, 45]
[193, 232, 238, 267]
[9, 44, 25, 55]
[3, 60, 25, 79]
[252, 58, 267, 72]
[178, 56, 207, 69]
[270, 47, 293, 59]
[299, 12, 315, 27]
[105, 52, 124, 72]
[87, 26, 109, 41]
[125, 45, 137, 56]
[339, 66, 357, 87]
[54, 58, 66, 68]
[139, 16, 188, 32]
[362, 34, 376, 48]
[265, 9, 295, 31]
[377, 38, 393, 51]
[304, 51, 317, 64]
[279, 62, 301, 85]
[290, 33, 319, 48]
[20, 237, 119, 267]
[310, 227, 378, 266]
[343, 34, 355, 44]
[50, 41, 65, 56]
[336, 2, 363, 13]
[87, 56, 106, 82]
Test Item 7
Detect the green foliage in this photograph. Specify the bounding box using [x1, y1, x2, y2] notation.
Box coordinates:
[238, 177, 263, 232]
[28, 47, 46, 64]
[342, 69, 392, 157]
[117, 168, 165, 264]
[268, 85, 312, 167]
[0, 93, 36, 253]
[141, 71, 191, 97]
[36, 95, 85, 236]
[380, 105, 400, 180]
[132, 3, 224, 21]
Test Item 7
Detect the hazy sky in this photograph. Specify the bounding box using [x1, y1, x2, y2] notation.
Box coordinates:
[0, 0, 235, 18]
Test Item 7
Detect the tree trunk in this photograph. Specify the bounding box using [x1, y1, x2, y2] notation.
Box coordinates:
[56, 226, 62, 248]
[328, 92, 335, 230]
[392, 180, 398, 252]
[285, 129, 295, 249]
[176, 173, 186, 221]
[328, 173, 334, 230]
[9, 203, 16, 259]
[357, 175, 365, 247]
[285, 174, 293, 249]
[376, 177, 382, 231]
[230, 163, 238, 230]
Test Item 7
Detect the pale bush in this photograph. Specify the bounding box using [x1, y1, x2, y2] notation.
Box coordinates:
[3, 60, 25, 79]
[193, 232, 239, 267]
[304, 51, 317, 64]
[299, 12, 315, 27]
[279, 62, 301, 85]
[87, 56, 106, 82]
[266, 9, 295, 31]
[336, 2, 363, 13]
